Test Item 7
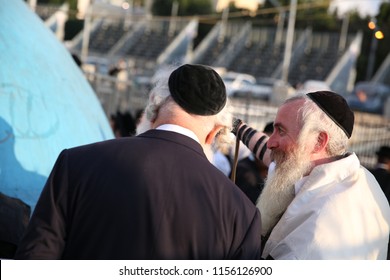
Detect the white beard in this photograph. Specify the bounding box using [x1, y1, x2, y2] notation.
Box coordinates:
[256, 145, 312, 236]
[135, 113, 152, 135]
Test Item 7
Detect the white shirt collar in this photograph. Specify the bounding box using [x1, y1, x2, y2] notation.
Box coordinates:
[294, 153, 357, 195]
[156, 124, 200, 143]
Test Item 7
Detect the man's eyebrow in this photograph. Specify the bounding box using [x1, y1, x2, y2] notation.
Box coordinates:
[273, 122, 283, 130]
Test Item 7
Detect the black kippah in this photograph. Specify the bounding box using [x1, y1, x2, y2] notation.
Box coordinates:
[307, 91, 354, 138]
[168, 64, 227, 116]
[376, 146, 390, 158]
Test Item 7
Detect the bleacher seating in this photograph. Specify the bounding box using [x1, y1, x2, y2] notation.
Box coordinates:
[287, 32, 353, 86]
[88, 19, 130, 54]
[69, 15, 191, 75]
[230, 42, 285, 78]
[62, 2, 357, 89]
[199, 39, 230, 65]
[227, 27, 281, 77]
[194, 22, 245, 66]
[122, 22, 179, 59]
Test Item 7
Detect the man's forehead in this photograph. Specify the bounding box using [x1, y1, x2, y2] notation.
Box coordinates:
[276, 101, 300, 120]
[274, 101, 302, 131]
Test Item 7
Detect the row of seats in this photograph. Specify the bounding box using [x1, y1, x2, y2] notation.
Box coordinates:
[47, 8, 354, 86]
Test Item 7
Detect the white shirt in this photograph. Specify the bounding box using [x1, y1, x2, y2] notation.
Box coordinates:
[156, 124, 199, 143]
[262, 153, 390, 260]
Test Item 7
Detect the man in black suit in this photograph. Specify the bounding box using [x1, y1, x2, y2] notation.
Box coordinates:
[370, 146, 390, 260]
[370, 146, 390, 202]
[15, 64, 262, 260]
[0, 193, 30, 259]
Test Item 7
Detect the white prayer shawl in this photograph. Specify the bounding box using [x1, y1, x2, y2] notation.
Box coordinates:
[262, 153, 390, 260]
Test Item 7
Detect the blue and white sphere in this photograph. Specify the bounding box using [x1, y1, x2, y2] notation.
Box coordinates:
[0, 0, 114, 211]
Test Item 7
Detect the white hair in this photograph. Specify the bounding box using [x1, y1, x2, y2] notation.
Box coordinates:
[143, 64, 234, 144]
[144, 65, 174, 122]
[284, 93, 350, 156]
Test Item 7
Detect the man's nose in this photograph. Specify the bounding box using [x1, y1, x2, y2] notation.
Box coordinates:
[267, 134, 277, 149]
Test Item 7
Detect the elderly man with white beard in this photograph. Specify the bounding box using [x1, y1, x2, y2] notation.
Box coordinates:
[232, 91, 390, 260]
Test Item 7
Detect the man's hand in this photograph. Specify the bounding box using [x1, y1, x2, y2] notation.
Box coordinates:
[231, 118, 243, 135]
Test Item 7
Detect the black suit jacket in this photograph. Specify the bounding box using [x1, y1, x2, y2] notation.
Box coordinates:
[370, 167, 390, 203]
[233, 157, 264, 204]
[15, 129, 261, 259]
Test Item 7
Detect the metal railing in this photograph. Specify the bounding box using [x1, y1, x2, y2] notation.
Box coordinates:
[85, 71, 149, 117]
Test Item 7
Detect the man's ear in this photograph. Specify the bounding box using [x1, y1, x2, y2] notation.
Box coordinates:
[314, 131, 329, 153]
[205, 125, 223, 145]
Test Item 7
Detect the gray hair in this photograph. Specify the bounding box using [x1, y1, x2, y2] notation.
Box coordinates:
[144, 65, 233, 139]
[284, 93, 349, 156]
[144, 65, 174, 122]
